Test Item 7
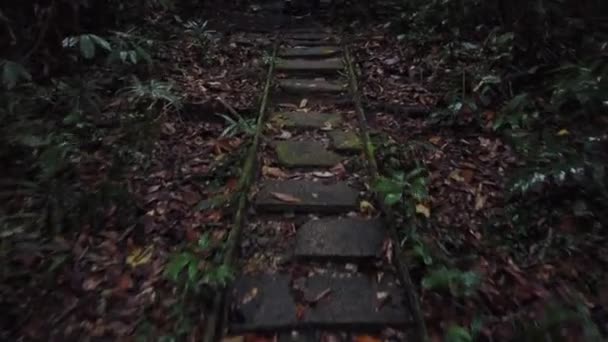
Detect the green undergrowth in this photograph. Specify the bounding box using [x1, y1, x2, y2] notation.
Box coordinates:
[372, 0, 608, 339]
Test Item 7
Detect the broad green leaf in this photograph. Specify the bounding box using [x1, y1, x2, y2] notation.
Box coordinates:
[385, 192, 403, 206]
[187, 261, 199, 283]
[18, 134, 50, 147]
[165, 252, 194, 282]
[197, 233, 210, 251]
[79, 35, 96, 59]
[409, 176, 429, 201]
[90, 34, 112, 51]
[445, 325, 472, 342]
[373, 176, 403, 195]
[2, 60, 31, 89]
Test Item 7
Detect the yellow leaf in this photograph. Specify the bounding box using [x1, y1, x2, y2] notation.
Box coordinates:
[557, 129, 569, 136]
[126, 246, 153, 268]
[359, 200, 376, 214]
[415, 203, 431, 218]
[449, 170, 465, 182]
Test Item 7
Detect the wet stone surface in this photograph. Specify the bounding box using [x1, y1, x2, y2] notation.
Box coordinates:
[278, 79, 346, 94]
[286, 39, 339, 47]
[279, 46, 341, 58]
[270, 111, 342, 129]
[329, 130, 363, 152]
[276, 58, 343, 74]
[255, 180, 358, 213]
[230, 272, 410, 331]
[275, 141, 342, 167]
[295, 218, 385, 260]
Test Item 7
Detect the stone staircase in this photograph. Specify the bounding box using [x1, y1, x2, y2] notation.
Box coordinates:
[225, 23, 413, 341]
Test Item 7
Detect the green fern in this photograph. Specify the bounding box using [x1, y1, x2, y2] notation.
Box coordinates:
[121, 78, 182, 110]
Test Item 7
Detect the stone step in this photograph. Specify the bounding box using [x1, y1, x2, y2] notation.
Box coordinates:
[279, 46, 341, 59]
[275, 141, 342, 168]
[287, 39, 338, 47]
[230, 273, 410, 332]
[295, 218, 386, 260]
[278, 79, 346, 94]
[329, 130, 363, 152]
[284, 33, 329, 40]
[276, 58, 343, 74]
[270, 112, 342, 130]
[255, 180, 358, 213]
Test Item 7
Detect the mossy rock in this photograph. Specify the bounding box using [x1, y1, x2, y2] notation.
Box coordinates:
[270, 112, 342, 129]
[329, 130, 362, 152]
[275, 141, 341, 167]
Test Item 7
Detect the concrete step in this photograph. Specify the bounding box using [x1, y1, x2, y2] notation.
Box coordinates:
[278, 79, 346, 94]
[295, 218, 386, 260]
[276, 58, 343, 75]
[279, 46, 341, 59]
[255, 180, 358, 213]
[275, 140, 342, 168]
[230, 273, 410, 332]
[269, 111, 342, 130]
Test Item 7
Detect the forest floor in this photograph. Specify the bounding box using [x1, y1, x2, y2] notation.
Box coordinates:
[2, 4, 606, 342]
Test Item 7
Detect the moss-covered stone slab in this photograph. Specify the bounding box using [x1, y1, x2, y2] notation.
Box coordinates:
[270, 112, 342, 129]
[255, 180, 358, 213]
[295, 218, 385, 260]
[275, 141, 341, 167]
[279, 46, 341, 59]
[276, 58, 343, 74]
[278, 79, 345, 94]
[329, 130, 363, 152]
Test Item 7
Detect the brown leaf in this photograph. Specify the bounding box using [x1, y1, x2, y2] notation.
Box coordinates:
[428, 136, 442, 145]
[295, 304, 307, 321]
[83, 276, 103, 291]
[460, 168, 475, 183]
[222, 337, 244, 342]
[381, 238, 393, 264]
[116, 273, 134, 290]
[262, 166, 289, 179]
[415, 203, 431, 218]
[242, 287, 259, 304]
[354, 335, 381, 342]
[270, 192, 301, 203]
[330, 162, 347, 178]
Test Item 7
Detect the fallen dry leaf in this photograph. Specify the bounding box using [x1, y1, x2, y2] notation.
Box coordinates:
[312, 171, 334, 178]
[126, 246, 153, 268]
[271, 192, 301, 203]
[354, 335, 381, 342]
[415, 203, 431, 218]
[299, 98, 308, 108]
[428, 136, 441, 145]
[381, 239, 393, 264]
[83, 276, 103, 291]
[277, 130, 292, 140]
[262, 166, 289, 179]
[116, 273, 134, 291]
[308, 288, 332, 305]
[295, 304, 307, 321]
[359, 200, 376, 216]
[242, 287, 259, 304]
[448, 169, 465, 182]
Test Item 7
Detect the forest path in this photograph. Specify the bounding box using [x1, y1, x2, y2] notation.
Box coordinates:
[212, 11, 422, 342]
